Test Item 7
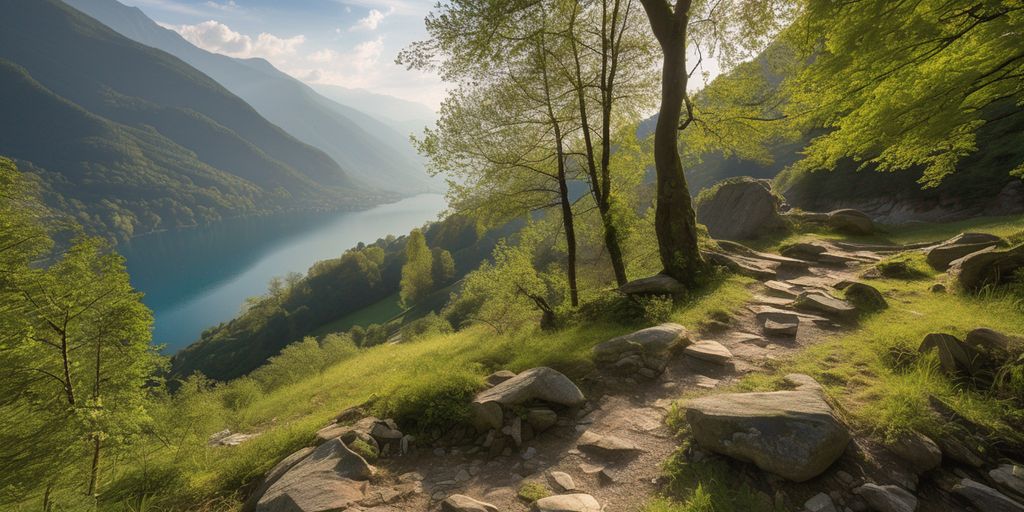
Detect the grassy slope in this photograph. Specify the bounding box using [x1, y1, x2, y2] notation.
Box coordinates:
[648, 215, 1024, 512]
[92, 276, 754, 510]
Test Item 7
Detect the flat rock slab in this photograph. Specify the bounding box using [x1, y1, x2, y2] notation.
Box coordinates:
[441, 494, 499, 512]
[684, 340, 733, 364]
[531, 494, 602, 512]
[577, 431, 641, 456]
[791, 292, 857, 320]
[549, 471, 576, 492]
[255, 438, 374, 512]
[684, 374, 850, 482]
[949, 244, 1024, 290]
[990, 464, 1024, 498]
[764, 318, 798, 337]
[953, 478, 1024, 512]
[705, 251, 778, 280]
[925, 232, 1003, 270]
[764, 280, 803, 298]
[854, 484, 918, 512]
[748, 305, 830, 325]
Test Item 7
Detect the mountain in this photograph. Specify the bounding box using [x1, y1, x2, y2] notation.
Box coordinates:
[65, 0, 439, 195]
[0, 0, 385, 240]
[312, 84, 438, 138]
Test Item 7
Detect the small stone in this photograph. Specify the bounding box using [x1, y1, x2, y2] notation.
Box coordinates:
[837, 470, 855, 486]
[764, 318, 798, 337]
[577, 431, 641, 456]
[683, 340, 733, 364]
[805, 492, 838, 512]
[579, 463, 604, 474]
[853, 483, 917, 512]
[485, 370, 518, 387]
[521, 446, 537, 460]
[531, 493, 602, 512]
[441, 494, 499, 512]
[526, 408, 558, 432]
[455, 469, 471, 482]
[550, 471, 576, 492]
[929, 283, 946, 293]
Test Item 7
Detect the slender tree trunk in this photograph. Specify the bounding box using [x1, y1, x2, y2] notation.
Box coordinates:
[639, 0, 705, 287]
[568, 6, 629, 286]
[88, 436, 101, 496]
[539, 30, 580, 307]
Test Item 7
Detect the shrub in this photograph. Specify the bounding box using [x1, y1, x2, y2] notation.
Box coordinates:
[349, 438, 379, 462]
[400, 312, 453, 341]
[377, 370, 482, 434]
[220, 377, 262, 412]
[639, 295, 675, 324]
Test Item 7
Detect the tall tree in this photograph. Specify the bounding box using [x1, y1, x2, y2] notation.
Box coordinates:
[400, 229, 434, 306]
[636, 0, 792, 285]
[0, 160, 161, 501]
[405, 2, 585, 306]
[783, 0, 1024, 184]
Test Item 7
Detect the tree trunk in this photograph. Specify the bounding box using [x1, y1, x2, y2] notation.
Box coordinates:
[87, 435, 101, 496]
[639, 0, 705, 287]
[558, 171, 580, 307]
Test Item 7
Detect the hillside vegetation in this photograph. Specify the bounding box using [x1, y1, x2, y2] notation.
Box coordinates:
[0, 0, 377, 241]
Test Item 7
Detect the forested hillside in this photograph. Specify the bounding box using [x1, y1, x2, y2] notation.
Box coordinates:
[66, 0, 438, 195]
[0, 0, 376, 241]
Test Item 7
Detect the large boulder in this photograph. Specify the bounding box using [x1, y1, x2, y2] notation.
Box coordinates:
[827, 209, 875, 235]
[619, 273, 686, 296]
[471, 367, 584, 430]
[949, 244, 1024, 291]
[839, 281, 888, 313]
[255, 438, 374, 512]
[684, 374, 850, 482]
[695, 177, 786, 241]
[593, 323, 691, 375]
[925, 233, 1003, 270]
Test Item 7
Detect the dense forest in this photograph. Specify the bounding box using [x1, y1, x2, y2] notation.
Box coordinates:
[1, 0, 1023, 511]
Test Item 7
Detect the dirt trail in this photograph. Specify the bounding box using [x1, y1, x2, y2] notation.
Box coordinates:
[355, 241, 887, 512]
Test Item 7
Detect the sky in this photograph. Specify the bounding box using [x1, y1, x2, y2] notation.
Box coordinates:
[122, 0, 447, 109]
[120, 0, 725, 112]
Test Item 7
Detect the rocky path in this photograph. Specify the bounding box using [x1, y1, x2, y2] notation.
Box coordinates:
[337, 240, 884, 512]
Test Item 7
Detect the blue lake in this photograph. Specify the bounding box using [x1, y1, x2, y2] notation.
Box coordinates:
[118, 194, 447, 353]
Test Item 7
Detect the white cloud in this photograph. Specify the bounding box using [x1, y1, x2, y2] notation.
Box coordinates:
[308, 49, 338, 63]
[204, 0, 239, 11]
[169, 21, 305, 60]
[351, 7, 393, 31]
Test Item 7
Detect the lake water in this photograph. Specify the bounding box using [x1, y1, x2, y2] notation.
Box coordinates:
[119, 194, 447, 353]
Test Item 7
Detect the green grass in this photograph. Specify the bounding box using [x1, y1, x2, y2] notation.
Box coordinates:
[310, 293, 406, 337]
[518, 481, 553, 502]
[88, 275, 754, 511]
[645, 443, 779, 512]
[751, 214, 1024, 252]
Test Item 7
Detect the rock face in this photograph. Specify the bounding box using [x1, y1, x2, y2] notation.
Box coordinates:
[593, 323, 690, 376]
[854, 483, 918, 512]
[925, 233, 1003, 270]
[441, 494, 499, 512]
[949, 243, 1024, 290]
[953, 478, 1024, 512]
[827, 209, 875, 235]
[255, 438, 374, 512]
[619, 273, 686, 296]
[684, 374, 850, 482]
[695, 177, 786, 241]
[531, 493, 602, 512]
